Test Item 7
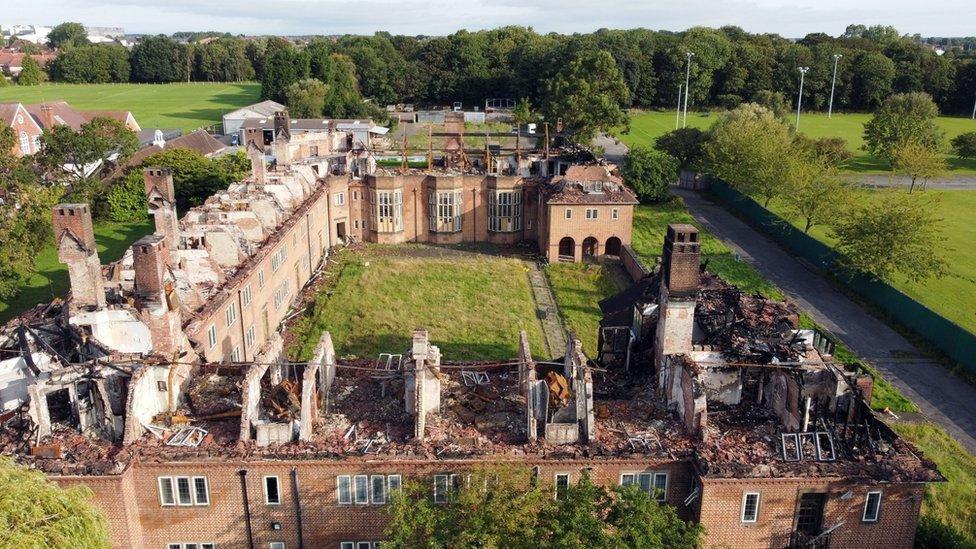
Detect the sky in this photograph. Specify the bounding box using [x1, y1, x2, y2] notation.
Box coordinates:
[8, 0, 976, 38]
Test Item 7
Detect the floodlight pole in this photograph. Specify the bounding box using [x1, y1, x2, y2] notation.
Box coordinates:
[676, 84, 683, 130]
[796, 67, 809, 130]
[828, 54, 842, 119]
[683, 52, 694, 128]
[972, 88, 976, 120]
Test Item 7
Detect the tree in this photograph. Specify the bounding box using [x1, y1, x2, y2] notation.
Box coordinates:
[131, 35, 189, 83]
[780, 156, 856, 232]
[261, 40, 310, 103]
[623, 146, 678, 203]
[48, 44, 130, 83]
[951, 132, 976, 159]
[513, 97, 533, 156]
[46, 22, 89, 49]
[105, 170, 149, 222]
[607, 485, 705, 548]
[849, 51, 895, 110]
[40, 117, 138, 183]
[793, 135, 853, 169]
[863, 92, 945, 164]
[890, 141, 947, 192]
[137, 148, 245, 212]
[752, 90, 791, 120]
[17, 56, 45, 86]
[540, 473, 614, 548]
[284, 78, 327, 118]
[832, 190, 948, 283]
[653, 127, 708, 170]
[543, 50, 630, 143]
[0, 458, 108, 546]
[705, 103, 794, 206]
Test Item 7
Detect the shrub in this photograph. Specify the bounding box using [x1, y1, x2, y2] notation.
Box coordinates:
[951, 132, 976, 159]
[106, 171, 149, 222]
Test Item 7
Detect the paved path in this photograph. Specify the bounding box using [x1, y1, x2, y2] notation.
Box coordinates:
[857, 174, 976, 190]
[674, 188, 976, 453]
[526, 261, 568, 359]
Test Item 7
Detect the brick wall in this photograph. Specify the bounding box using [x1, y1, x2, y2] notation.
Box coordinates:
[7, 104, 43, 156]
[544, 203, 634, 262]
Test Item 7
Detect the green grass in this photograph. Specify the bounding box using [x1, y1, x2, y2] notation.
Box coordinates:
[618, 110, 976, 175]
[288, 246, 547, 361]
[766, 189, 976, 336]
[0, 82, 260, 133]
[892, 423, 976, 547]
[546, 263, 621, 356]
[0, 220, 152, 324]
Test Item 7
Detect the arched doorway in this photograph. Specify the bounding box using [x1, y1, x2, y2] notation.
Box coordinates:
[582, 237, 598, 260]
[605, 236, 622, 257]
[558, 237, 575, 260]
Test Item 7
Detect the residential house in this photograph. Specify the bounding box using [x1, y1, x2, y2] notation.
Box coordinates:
[0, 102, 43, 156]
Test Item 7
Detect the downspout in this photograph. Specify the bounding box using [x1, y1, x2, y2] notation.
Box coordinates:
[291, 467, 305, 549]
[237, 291, 247, 361]
[238, 469, 254, 549]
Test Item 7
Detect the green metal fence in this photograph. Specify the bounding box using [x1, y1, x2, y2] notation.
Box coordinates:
[709, 180, 976, 375]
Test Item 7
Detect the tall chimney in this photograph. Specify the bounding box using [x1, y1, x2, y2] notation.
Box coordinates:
[654, 224, 701, 371]
[132, 235, 167, 302]
[248, 144, 266, 184]
[39, 104, 55, 129]
[132, 234, 183, 355]
[143, 167, 180, 264]
[273, 110, 291, 140]
[52, 204, 105, 310]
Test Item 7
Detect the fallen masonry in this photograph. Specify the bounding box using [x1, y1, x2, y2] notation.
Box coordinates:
[0, 116, 943, 548]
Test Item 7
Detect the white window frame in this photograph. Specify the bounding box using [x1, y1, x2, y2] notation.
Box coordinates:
[230, 346, 241, 362]
[620, 472, 668, 502]
[340, 544, 354, 549]
[353, 475, 369, 505]
[264, 475, 282, 505]
[335, 192, 345, 206]
[271, 247, 287, 272]
[741, 492, 760, 523]
[258, 269, 266, 288]
[19, 131, 30, 154]
[433, 474, 449, 503]
[488, 189, 522, 232]
[193, 476, 210, 506]
[565, 208, 572, 220]
[159, 476, 176, 506]
[242, 284, 252, 308]
[371, 475, 386, 504]
[585, 208, 598, 220]
[225, 303, 237, 327]
[862, 491, 882, 522]
[554, 473, 570, 500]
[612, 208, 619, 220]
[269, 543, 285, 549]
[207, 325, 217, 350]
[337, 475, 352, 505]
[176, 476, 194, 506]
[246, 325, 256, 348]
[387, 474, 402, 495]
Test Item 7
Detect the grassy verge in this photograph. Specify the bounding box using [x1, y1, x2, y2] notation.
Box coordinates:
[0, 219, 152, 324]
[546, 263, 621, 357]
[0, 82, 260, 133]
[287, 246, 547, 361]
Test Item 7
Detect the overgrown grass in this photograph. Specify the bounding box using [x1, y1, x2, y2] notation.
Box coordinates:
[0, 82, 260, 133]
[892, 423, 976, 547]
[617, 110, 976, 175]
[0, 219, 152, 324]
[546, 263, 621, 357]
[288, 246, 547, 361]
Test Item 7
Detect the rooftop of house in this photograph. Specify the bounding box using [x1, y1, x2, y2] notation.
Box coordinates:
[240, 117, 387, 134]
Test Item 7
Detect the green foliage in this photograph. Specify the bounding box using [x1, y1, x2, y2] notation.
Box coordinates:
[105, 170, 149, 222]
[704, 103, 793, 206]
[48, 44, 130, 83]
[260, 40, 310, 103]
[793, 135, 853, 168]
[138, 147, 237, 212]
[653, 127, 707, 170]
[17, 56, 45, 86]
[46, 22, 88, 49]
[543, 50, 630, 143]
[541, 473, 614, 548]
[622, 146, 678, 203]
[192, 38, 255, 82]
[284, 78, 327, 118]
[863, 92, 945, 164]
[779, 156, 855, 233]
[130, 35, 189, 83]
[513, 97, 533, 125]
[951, 132, 976, 159]
[890, 140, 948, 192]
[40, 117, 138, 182]
[832, 190, 948, 283]
[0, 458, 109, 547]
[751, 90, 791, 119]
[608, 485, 705, 548]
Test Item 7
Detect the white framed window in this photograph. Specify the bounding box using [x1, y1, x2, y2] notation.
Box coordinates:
[620, 472, 668, 502]
[167, 544, 214, 549]
[335, 192, 345, 206]
[337, 475, 352, 504]
[241, 284, 252, 308]
[271, 247, 287, 272]
[565, 208, 572, 220]
[741, 492, 760, 523]
[246, 325, 256, 348]
[229, 346, 241, 363]
[159, 477, 176, 506]
[19, 131, 30, 154]
[176, 476, 193, 505]
[388, 475, 402, 495]
[341, 544, 354, 549]
[371, 475, 386, 504]
[258, 269, 266, 288]
[269, 543, 285, 549]
[488, 189, 522, 232]
[193, 477, 210, 505]
[207, 325, 217, 349]
[264, 476, 281, 505]
[554, 473, 569, 500]
[225, 303, 237, 327]
[274, 280, 290, 310]
[585, 208, 598, 220]
[612, 208, 619, 220]
[428, 190, 463, 233]
[356, 543, 371, 549]
[433, 474, 449, 503]
[863, 491, 881, 522]
[374, 190, 403, 233]
[354, 475, 369, 504]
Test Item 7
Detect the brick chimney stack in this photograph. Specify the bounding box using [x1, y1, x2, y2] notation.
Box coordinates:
[132, 234, 183, 355]
[248, 144, 266, 184]
[52, 204, 106, 310]
[39, 104, 55, 129]
[273, 110, 291, 140]
[132, 235, 167, 302]
[654, 224, 701, 371]
[143, 167, 180, 264]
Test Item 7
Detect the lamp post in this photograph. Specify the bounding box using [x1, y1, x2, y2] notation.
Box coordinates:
[683, 52, 695, 128]
[971, 88, 975, 120]
[796, 67, 809, 130]
[676, 83, 683, 130]
[828, 54, 842, 119]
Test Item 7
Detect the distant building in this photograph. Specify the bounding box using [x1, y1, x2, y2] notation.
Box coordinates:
[221, 99, 285, 135]
[0, 102, 43, 156]
[0, 48, 57, 77]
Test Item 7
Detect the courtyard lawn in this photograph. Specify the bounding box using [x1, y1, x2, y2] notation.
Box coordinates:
[766, 189, 976, 335]
[617, 110, 976, 175]
[0, 219, 152, 324]
[546, 263, 620, 357]
[0, 82, 260, 133]
[288, 246, 547, 361]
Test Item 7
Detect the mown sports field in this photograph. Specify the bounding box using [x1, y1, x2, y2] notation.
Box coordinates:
[616, 110, 976, 175]
[0, 82, 261, 133]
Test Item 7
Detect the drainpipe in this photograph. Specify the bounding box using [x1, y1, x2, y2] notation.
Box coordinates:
[238, 469, 255, 549]
[291, 467, 305, 549]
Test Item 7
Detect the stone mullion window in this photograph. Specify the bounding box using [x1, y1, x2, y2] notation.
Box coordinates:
[488, 189, 521, 233]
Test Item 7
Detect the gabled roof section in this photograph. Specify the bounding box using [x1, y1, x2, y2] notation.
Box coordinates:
[224, 100, 285, 120]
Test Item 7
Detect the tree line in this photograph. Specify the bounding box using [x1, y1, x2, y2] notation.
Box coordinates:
[12, 23, 976, 117]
